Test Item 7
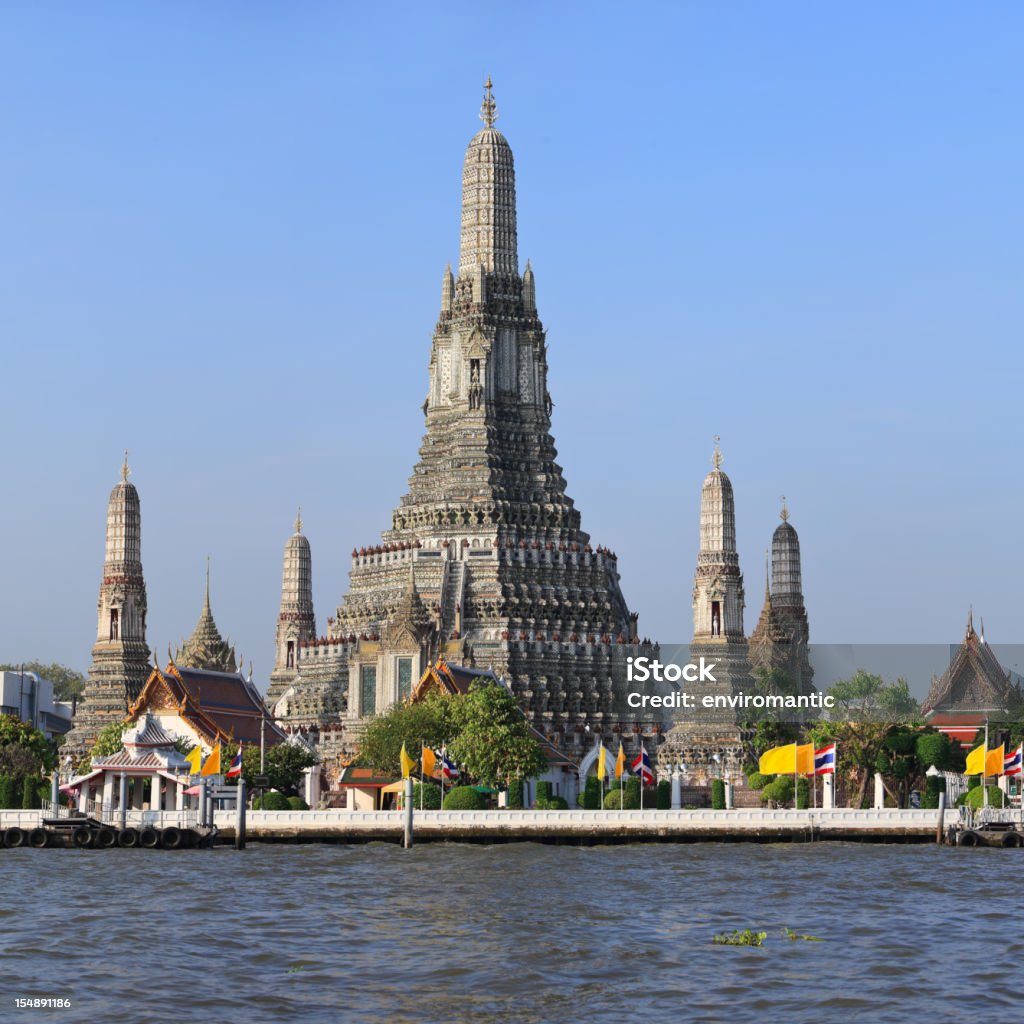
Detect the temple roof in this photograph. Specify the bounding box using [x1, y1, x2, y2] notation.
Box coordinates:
[129, 663, 285, 747]
[922, 611, 1023, 718]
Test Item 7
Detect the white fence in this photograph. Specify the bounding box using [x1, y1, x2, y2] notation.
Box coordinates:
[213, 806, 942, 834]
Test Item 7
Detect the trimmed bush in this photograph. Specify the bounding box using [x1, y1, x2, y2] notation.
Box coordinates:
[508, 778, 524, 809]
[760, 776, 809, 809]
[604, 785, 640, 810]
[286, 796, 309, 811]
[625, 777, 641, 806]
[22, 776, 40, 810]
[411, 783, 441, 809]
[746, 772, 769, 791]
[254, 791, 290, 810]
[656, 779, 672, 810]
[581, 775, 601, 810]
[921, 776, 946, 810]
[711, 778, 726, 810]
[0, 775, 17, 810]
[535, 781, 552, 805]
[957, 785, 1005, 810]
[442, 786, 486, 810]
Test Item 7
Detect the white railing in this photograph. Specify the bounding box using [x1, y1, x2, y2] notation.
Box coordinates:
[212, 807, 942, 833]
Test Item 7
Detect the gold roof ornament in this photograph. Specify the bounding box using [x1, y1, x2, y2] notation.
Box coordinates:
[711, 435, 723, 470]
[780, 495, 789, 522]
[480, 75, 498, 127]
[295, 506, 303, 534]
[121, 449, 130, 482]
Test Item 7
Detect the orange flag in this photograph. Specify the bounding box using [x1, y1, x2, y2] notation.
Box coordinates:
[200, 743, 221, 776]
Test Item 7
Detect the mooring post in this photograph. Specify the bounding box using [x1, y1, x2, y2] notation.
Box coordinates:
[936, 791, 946, 846]
[50, 771, 58, 808]
[199, 779, 208, 829]
[235, 778, 247, 850]
[403, 776, 414, 849]
[119, 772, 128, 830]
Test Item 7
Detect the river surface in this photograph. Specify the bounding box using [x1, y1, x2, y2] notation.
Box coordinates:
[1, 842, 1020, 1023]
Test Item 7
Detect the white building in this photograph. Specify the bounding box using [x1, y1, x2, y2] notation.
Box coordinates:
[0, 670, 73, 739]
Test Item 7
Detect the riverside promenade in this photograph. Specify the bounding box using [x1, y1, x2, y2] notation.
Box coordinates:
[0, 806, 948, 845]
[212, 807, 942, 844]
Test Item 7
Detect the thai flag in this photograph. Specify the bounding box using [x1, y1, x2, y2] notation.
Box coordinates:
[814, 743, 836, 775]
[226, 744, 243, 778]
[631, 747, 654, 785]
[1004, 745, 1022, 776]
[441, 753, 460, 780]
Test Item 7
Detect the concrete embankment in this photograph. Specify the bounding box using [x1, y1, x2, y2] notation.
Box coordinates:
[210, 807, 942, 845]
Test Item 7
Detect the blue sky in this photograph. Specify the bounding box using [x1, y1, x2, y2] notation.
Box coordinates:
[1, 4, 1022, 680]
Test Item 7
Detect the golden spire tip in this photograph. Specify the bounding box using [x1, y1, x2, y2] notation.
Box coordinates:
[121, 449, 130, 482]
[780, 495, 789, 522]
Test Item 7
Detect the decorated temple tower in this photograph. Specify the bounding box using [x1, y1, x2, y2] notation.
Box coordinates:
[65, 454, 153, 757]
[266, 511, 316, 710]
[658, 440, 749, 775]
[281, 82, 655, 758]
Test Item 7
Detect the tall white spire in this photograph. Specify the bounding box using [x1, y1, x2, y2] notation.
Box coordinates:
[459, 78, 518, 277]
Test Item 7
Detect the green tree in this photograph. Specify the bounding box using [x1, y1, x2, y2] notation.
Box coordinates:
[807, 671, 920, 808]
[446, 682, 547, 788]
[0, 662, 86, 705]
[0, 714, 57, 773]
[230, 741, 316, 796]
[356, 693, 455, 774]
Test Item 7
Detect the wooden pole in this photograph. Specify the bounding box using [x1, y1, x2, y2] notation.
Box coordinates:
[403, 777, 414, 849]
[935, 791, 946, 846]
[119, 772, 128, 830]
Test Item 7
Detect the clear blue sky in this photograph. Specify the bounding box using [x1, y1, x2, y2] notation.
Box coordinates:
[2, 4, 1021, 682]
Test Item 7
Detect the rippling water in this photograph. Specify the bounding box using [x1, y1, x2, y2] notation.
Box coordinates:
[2, 842, 1021, 1022]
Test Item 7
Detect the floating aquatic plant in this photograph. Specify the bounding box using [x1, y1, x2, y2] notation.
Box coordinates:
[712, 929, 767, 947]
[781, 927, 823, 942]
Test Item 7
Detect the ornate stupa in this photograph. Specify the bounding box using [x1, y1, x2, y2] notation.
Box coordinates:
[658, 439, 749, 777]
[266, 510, 316, 710]
[174, 559, 238, 673]
[279, 81, 656, 760]
[65, 453, 153, 756]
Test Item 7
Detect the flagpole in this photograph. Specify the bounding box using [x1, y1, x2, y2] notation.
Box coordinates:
[640, 743, 645, 812]
[420, 738, 424, 812]
[983, 720, 990, 809]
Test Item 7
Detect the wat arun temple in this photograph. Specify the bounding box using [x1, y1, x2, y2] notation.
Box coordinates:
[68, 83, 814, 778]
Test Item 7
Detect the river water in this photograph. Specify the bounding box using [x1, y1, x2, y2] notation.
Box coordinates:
[2, 841, 1020, 1022]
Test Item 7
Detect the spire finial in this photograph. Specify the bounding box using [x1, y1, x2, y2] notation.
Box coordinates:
[295, 506, 303, 534]
[711, 435, 723, 470]
[204, 555, 211, 612]
[967, 605, 974, 636]
[780, 495, 789, 522]
[764, 548, 771, 601]
[121, 449, 130, 482]
[480, 75, 498, 127]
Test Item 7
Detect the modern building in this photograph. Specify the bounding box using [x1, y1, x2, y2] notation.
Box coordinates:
[0, 670, 72, 739]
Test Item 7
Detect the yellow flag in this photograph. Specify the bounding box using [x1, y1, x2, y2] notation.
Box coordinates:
[615, 743, 626, 779]
[964, 744, 986, 775]
[200, 743, 221, 777]
[422, 747, 437, 777]
[596, 743, 608, 781]
[796, 744, 815, 775]
[759, 743, 797, 775]
[400, 743, 415, 780]
[184, 745, 202, 775]
[986, 744, 1005, 777]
